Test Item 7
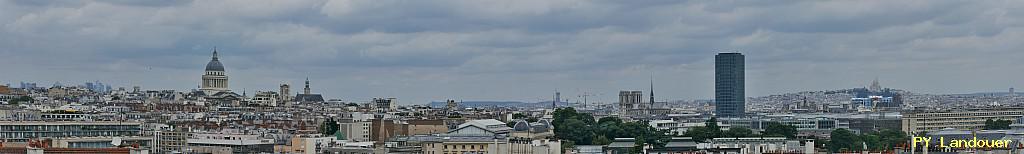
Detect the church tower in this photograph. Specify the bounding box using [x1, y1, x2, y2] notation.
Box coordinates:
[280, 83, 291, 102]
[201, 48, 230, 94]
[304, 77, 311, 95]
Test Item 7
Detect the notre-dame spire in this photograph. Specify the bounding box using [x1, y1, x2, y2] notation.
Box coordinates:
[650, 74, 655, 107]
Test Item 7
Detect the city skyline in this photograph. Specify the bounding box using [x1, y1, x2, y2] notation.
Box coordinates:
[3, 1, 1024, 104]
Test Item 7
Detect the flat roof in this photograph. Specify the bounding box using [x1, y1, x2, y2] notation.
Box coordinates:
[187, 138, 275, 145]
[0, 121, 142, 125]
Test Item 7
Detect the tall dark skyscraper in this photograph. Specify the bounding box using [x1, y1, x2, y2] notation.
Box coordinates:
[715, 52, 745, 117]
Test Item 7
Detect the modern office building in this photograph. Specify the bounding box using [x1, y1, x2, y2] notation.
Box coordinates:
[187, 133, 275, 154]
[338, 113, 373, 142]
[902, 107, 1024, 133]
[51, 136, 151, 148]
[0, 121, 143, 143]
[152, 129, 190, 153]
[715, 52, 745, 117]
[850, 96, 898, 111]
[721, 114, 848, 138]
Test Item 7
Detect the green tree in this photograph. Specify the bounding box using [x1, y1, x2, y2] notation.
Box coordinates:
[632, 136, 646, 154]
[874, 129, 909, 150]
[593, 135, 612, 145]
[556, 118, 595, 144]
[860, 133, 881, 150]
[705, 117, 722, 138]
[724, 127, 754, 138]
[684, 126, 710, 142]
[762, 122, 798, 138]
[319, 118, 339, 136]
[683, 117, 729, 142]
[512, 113, 528, 119]
[828, 129, 860, 152]
[619, 121, 670, 148]
[985, 119, 1013, 130]
[595, 117, 624, 140]
[599, 117, 623, 125]
[553, 107, 670, 150]
[554, 108, 597, 145]
[560, 140, 576, 154]
[9, 96, 33, 105]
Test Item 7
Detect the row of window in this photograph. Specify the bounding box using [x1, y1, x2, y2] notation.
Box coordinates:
[441, 144, 486, 150]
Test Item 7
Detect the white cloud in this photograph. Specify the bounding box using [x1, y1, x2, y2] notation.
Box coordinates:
[2, 0, 1024, 103]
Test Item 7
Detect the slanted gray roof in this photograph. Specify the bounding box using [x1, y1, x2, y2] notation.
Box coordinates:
[607, 141, 635, 148]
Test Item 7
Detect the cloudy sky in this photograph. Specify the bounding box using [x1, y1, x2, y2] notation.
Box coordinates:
[2, 0, 1024, 104]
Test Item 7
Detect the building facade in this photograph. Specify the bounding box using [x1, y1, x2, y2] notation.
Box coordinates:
[251, 91, 279, 106]
[618, 91, 644, 117]
[902, 107, 1024, 133]
[715, 52, 745, 117]
[187, 133, 275, 154]
[374, 98, 398, 113]
[279, 84, 291, 104]
[0, 121, 142, 143]
[152, 130, 189, 153]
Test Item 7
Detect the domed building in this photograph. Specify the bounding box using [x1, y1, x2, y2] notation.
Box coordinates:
[201, 49, 230, 94]
[198, 48, 240, 103]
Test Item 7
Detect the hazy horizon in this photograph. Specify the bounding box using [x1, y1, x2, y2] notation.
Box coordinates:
[3, 1, 1024, 104]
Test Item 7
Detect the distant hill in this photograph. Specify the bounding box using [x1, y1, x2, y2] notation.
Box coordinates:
[428, 101, 569, 108]
[955, 92, 1014, 97]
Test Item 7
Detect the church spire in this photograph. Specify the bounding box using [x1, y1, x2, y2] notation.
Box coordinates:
[650, 74, 655, 106]
[212, 47, 219, 60]
[304, 77, 311, 95]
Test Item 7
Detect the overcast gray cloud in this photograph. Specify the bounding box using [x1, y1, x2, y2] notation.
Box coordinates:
[2, 0, 1024, 104]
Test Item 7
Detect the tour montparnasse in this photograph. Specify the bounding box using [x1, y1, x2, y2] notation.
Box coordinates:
[3, 1, 1023, 154]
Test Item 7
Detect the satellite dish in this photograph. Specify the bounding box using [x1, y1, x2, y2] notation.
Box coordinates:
[111, 137, 123, 146]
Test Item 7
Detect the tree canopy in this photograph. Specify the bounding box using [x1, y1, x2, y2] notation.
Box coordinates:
[984, 119, 1012, 130]
[319, 118, 340, 136]
[685, 117, 759, 142]
[723, 127, 754, 138]
[828, 129, 860, 152]
[8, 96, 33, 105]
[762, 122, 798, 138]
[552, 108, 671, 151]
[827, 129, 908, 152]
